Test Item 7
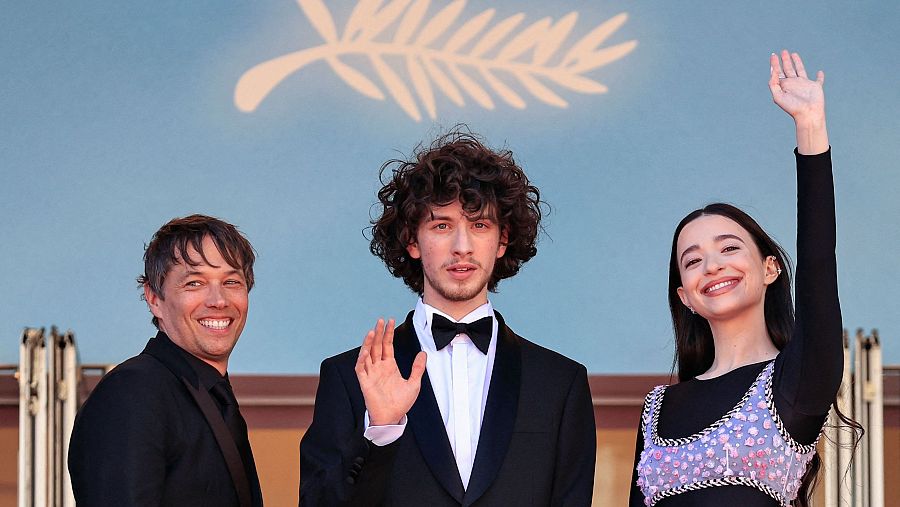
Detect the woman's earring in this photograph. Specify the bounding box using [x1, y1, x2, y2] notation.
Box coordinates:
[688, 305, 696, 314]
[768, 256, 782, 277]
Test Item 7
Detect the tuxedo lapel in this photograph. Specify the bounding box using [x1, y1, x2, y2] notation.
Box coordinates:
[463, 312, 522, 506]
[394, 313, 465, 504]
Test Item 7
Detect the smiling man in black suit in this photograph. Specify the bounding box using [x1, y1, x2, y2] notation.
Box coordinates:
[300, 130, 596, 506]
[68, 215, 263, 507]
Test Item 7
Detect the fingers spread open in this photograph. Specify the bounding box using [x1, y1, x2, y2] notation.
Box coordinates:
[382, 318, 396, 362]
[356, 331, 375, 375]
[768, 54, 784, 98]
[781, 50, 797, 77]
[791, 52, 808, 79]
[770, 52, 783, 77]
[371, 319, 385, 362]
[409, 351, 427, 385]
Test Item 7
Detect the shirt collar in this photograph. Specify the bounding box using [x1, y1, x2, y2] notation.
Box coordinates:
[157, 331, 227, 390]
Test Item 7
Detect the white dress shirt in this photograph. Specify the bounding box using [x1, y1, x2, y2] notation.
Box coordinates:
[363, 298, 498, 489]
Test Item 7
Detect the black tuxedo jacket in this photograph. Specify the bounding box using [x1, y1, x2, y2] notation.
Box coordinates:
[299, 312, 596, 506]
[68, 333, 261, 507]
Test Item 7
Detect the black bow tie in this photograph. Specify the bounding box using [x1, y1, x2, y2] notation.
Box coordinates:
[431, 314, 493, 354]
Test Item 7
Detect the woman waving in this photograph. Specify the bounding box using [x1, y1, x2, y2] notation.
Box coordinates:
[630, 50, 852, 507]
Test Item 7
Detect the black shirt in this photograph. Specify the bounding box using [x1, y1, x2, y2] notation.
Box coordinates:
[161, 331, 231, 412]
[159, 331, 264, 507]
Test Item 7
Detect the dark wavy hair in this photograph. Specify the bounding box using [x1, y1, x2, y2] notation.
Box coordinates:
[369, 128, 543, 294]
[667, 203, 860, 507]
[137, 214, 256, 328]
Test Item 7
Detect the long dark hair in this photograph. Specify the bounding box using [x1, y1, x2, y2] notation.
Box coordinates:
[667, 203, 861, 507]
[668, 203, 793, 381]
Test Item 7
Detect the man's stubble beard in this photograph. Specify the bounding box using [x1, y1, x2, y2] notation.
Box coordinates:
[423, 260, 492, 303]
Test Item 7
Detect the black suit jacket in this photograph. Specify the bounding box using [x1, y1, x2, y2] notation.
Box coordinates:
[299, 312, 596, 506]
[68, 333, 261, 507]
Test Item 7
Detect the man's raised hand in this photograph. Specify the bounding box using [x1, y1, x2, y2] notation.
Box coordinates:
[355, 318, 427, 425]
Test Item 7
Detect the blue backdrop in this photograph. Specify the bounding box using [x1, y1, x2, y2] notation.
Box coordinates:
[2, 0, 898, 373]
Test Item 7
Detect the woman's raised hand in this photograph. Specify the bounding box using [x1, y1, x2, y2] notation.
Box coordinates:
[769, 50, 828, 155]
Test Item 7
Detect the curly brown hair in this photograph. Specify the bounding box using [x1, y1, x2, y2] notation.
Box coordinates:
[370, 128, 544, 294]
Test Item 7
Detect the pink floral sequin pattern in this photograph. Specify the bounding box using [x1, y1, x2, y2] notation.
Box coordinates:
[635, 361, 819, 506]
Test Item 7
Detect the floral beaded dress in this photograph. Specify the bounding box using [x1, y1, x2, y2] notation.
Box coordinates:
[637, 361, 819, 506]
[629, 150, 843, 506]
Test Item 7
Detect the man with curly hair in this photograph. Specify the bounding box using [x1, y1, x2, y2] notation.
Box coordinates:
[300, 131, 596, 506]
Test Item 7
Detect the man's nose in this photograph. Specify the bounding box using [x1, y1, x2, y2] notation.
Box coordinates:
[205, 284, 228, 308]
[452, 227, 474, 255]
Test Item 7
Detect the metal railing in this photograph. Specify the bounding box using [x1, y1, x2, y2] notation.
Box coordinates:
[18, 327, 78, 507]
[824, 329, 885, 507]
[12, 326, 891, 506]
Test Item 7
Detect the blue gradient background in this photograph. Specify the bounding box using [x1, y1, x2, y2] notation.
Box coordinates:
[2, 1, 898, 373]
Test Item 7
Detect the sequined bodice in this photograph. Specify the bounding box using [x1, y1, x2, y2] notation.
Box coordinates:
[636, 361, 819, 506]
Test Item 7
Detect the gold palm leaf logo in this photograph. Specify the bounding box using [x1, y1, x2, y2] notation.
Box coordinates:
[235, 0, 637, 121]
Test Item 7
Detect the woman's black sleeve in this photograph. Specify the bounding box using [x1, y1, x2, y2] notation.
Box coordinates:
[773, 149, 844, 443]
